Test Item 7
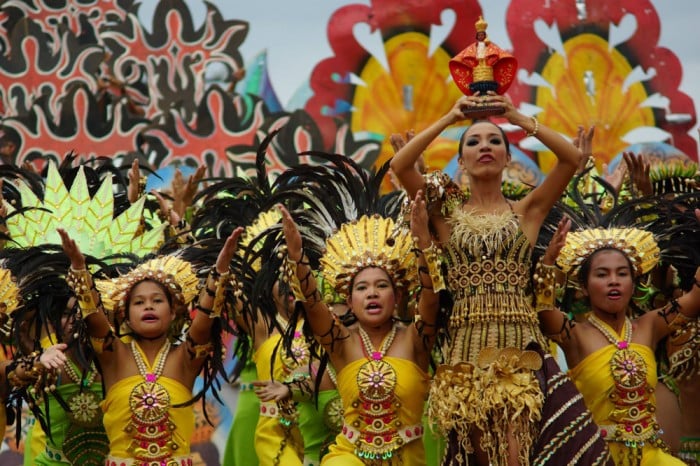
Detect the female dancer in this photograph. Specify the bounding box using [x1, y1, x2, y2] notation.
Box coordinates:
[390, 93, 582, 465]
[279, 192, 440, 465]
[539, 219, 699, 465]
[58, 227, 240, 466]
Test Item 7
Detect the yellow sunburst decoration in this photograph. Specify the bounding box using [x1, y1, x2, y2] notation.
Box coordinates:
[238, 209, 281, 272]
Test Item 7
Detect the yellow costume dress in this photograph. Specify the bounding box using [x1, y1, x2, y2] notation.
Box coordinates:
[101, 341, 195, 466]
[570, 317, 684, 466]
[323, 327, 429, 466]
[253, 332, 304, 466]
[429, 210, 547, 465]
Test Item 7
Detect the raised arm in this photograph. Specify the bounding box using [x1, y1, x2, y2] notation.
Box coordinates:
[535, 218, 577, 347]
[504, 96, 579, 228]
[390, 99, 468, 198]
[187, 227, 243, 370]
[647, 266, 700, 346]
[279, 206, 349, 353]
[410, 190, 442, 354]
[58, 228, 112, 340]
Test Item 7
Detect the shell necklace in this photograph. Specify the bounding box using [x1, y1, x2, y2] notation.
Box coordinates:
[354, 323, 402, 461]
[127, 340, 179, 463]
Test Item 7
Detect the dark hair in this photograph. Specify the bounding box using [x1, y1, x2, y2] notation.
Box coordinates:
[458, 119, 510, 159]
[578, 247, 636, 287]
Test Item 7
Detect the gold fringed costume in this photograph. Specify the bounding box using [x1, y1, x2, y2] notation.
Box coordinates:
[429, 209, 547, 466]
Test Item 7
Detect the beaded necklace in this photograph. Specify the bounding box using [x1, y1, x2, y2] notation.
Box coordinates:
[587, 314, 666, 461]
[353, 323, 402, 462]
[60, 359, 109, 466]
[126, 340, 179, 464]
[63, 359, 101, 427]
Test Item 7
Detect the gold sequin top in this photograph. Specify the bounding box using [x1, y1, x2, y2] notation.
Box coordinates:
[442, 208, 547, 365]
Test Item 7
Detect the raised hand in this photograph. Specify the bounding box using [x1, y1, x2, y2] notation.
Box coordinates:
[543, 217, 571, 266]
[126, 159, 141, 204]
[623, 152, 652, 196]
[57, 228, 86, 270]
[279, 205, 302, 262]
[39, 343, 68, 370]
[215, 227, 243, 274]
[410, 190, 431, 249]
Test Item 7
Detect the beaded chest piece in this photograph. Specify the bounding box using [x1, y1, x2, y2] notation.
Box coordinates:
[62, 360, 109, 466]
[126, 340, 180, 463]
[351, 324, 404, 462]
[588, 315, 667, 461]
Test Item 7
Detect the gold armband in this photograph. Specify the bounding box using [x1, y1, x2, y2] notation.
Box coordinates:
[66, 267, 99, 318]
[206, 269, 233, 319]
[420, 243, 446, 292]
[534, 260, 557, 312]
[279, 248, 306, 302]
[186, 334, 214, 359]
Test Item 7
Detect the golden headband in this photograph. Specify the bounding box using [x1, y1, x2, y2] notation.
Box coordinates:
[557, 227, 660, 281]
[95, 256, 199, 320]
[319, 215, 417, 300]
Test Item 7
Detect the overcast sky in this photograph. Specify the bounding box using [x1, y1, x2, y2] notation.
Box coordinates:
[139, 0, 700, 145]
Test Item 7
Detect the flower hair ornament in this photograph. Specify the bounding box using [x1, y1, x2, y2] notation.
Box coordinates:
[94, 255, 199, 336]
[556, 227, 660, 284]
[319, 215, 417, 300]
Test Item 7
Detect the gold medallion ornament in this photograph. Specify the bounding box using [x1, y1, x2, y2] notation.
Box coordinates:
[588, 314, 667, 458]
[125, 340, 180, 463]
[350, 324, 404, 462]
[64, 361, 101, 427]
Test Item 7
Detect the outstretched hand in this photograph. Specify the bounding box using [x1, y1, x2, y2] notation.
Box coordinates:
[39, 343, 68, 370]
[542, 217, 571, 266]
[623, 152, 652, 196]
[573, 125, 595, 172]
[57, 228, 86, 269]
[279, 205, 302, 262]
[126, 159, 141, 204]
[215, 227, 243, 274]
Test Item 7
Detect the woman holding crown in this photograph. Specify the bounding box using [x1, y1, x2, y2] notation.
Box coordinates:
[57, 226, 241, 466]
[277, 189, 441, 466]
[537, 218, 700, 465]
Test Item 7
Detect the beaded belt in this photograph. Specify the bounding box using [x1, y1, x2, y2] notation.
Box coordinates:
[680, 437, 700, 463]
[104, 454, 194, 466]
[259, 401, 280, 418]
[44, 445, 70, 464]
[597, 424, 663, 447]
[341, 422, 424, 447]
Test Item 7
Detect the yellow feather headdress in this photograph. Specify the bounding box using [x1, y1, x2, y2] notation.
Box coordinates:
[238, 209, 281, 273]
[95, 256, 199, 328]
[557, 228, 660, 282]
[319, 215, 417, 300]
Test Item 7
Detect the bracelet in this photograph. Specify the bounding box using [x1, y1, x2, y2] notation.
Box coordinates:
[534, 260, 557, 312]
[66, 267, 100, 318]
[186, 334, 214, 359]
[205, 269, 233, 319]
[525, 116, 539, 137]
[279, 247, 306, 303]
[283, 373, 313, 402]
[419, 242, 446, 292]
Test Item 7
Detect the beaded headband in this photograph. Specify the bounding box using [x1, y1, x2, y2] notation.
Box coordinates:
[319, 215, 417, 300]
[95, 256, 199, 322]
[557, 227, 660, 281]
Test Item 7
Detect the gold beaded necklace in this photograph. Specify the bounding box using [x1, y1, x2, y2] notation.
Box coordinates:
[587, 313, 665, 460]
[353, 323, 403, 462]
[63, 359, 101, 427]
[126, 340, 179, 463]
